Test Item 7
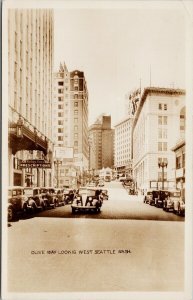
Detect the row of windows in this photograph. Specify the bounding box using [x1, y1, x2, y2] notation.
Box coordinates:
[158, 116, 167, 125]
[158, 103, 167, 110]
[158, 128, 167, 139]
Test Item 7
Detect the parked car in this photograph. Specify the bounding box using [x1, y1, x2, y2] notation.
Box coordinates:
[71, 187, 103, 213]
[149, 190, 160, 206]
[176, 197, 185, 216]
[8, 186, 33, 221]
[32, 187, 49, 210]
[42, 187, 58, 208]
[55, 188, 65, 206]
[155, 190, 170, 208]
[163, 190, 181, 212]
[170, 191, 184, 215]
[144, 190, 153, 204]
[23, 187, 42, 212]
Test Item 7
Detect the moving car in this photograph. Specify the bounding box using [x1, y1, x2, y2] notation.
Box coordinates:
[71, 187, 103, 213]
[8, 186, 33, 221]
[98, 180, 105, 187]
[64, 189, 75, 204]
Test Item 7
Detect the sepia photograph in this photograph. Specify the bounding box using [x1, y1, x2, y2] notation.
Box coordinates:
[1, 0, 193, 300]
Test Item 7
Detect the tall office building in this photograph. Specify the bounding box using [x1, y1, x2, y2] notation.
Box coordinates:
[89, 115, 114, 171]
[8, 9, 54, 187]
[132, 87, 185, 193]
[53, 63, 89, 187]
[114, 116, 133, 177]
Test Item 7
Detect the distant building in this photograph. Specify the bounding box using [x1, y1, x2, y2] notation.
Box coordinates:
[132, 87, 185, 193]
[114, 116, 133, 178]
[8, 9, 54, 187]
[89, 115, 114, 171]
[53, 63, 89, 187]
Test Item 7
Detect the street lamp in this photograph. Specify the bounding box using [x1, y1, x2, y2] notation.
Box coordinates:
[158, 161, 168, 190]
[54, 160, 62, 188]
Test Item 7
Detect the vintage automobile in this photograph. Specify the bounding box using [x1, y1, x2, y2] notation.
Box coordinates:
[8, 186, 33, 221]
[154, 190, 170, 208]
[163, 190, 181, 212]
[98, 180, 105, 187]
[42, 187, 58, 208]
[171, 191, 184, 215]
[101, 189, 109, 200]
[71, 187, 103, 213]
[143, 190, 153, 204]
[32, 187, 49, 210]
[64, 189, 75, 204]
[55, 188, 65, 206]
[175, 197, 185, 216]
[23, 187, 42, 212]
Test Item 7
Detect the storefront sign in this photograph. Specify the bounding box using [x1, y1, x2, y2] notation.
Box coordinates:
[19, 160, 51, 168]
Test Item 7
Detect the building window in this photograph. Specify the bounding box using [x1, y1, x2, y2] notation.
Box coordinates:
[74, 141, 78, 146]
[158, 128, 167, 139]
[74, 133, 78, 139]
[74, 110, 78, 115]
[158, 103, 162, 110]
[74, 86, 78, 91]
[180, 114, 185, 130]
[158, 116, 167, 125]
[58, 104, 63, 109]
[158, 142, 167, 151]
[74, 125, 78, 131]
[176, 156, 181, 169]
[74, 102, 78, 107]
[164, 104, 167, 110]
[74, 118, 78, 123]
[58, 88, 63, 93]
[58, 112, 63, 117]
[58, 120, 63, 125]
[58, 136, 63, 141]
[58, 128, 63, 133]
[58, 81, 63, 86]
[58, 97, 63, 101]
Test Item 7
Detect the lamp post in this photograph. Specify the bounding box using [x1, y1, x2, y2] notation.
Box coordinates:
[158, 161, 168, 190]
[54, 160, 62, 188]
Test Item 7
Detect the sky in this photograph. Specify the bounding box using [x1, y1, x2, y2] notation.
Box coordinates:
[54, 5, 186, 126]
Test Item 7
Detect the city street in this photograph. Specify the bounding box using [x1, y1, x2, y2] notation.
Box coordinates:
[7, 181, 184, 293]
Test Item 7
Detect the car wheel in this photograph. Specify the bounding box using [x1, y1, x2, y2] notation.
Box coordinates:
[72, 207, 76, 214]
[8, 207, 14, 222]
[22, 204, 28, 217]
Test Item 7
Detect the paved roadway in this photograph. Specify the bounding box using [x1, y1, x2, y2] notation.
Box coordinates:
[25, 181, 184, 221]
[7, 181, 185, 294]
